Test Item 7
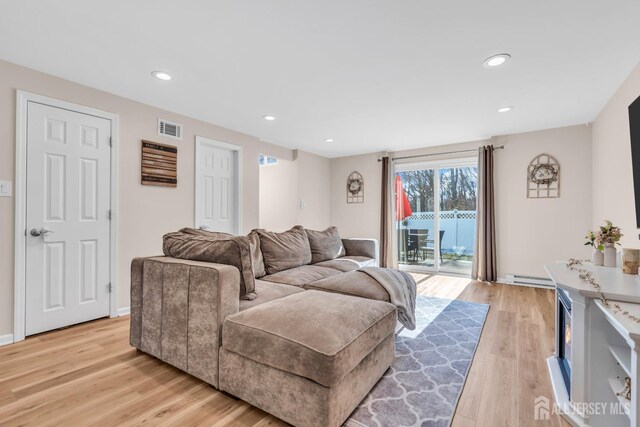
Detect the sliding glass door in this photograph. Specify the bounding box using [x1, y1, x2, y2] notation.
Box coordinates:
[395, 159, 478, 275]
[395, 169, 435, 268]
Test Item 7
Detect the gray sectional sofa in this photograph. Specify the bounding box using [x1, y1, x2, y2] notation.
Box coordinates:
[130, 225, 400, 427]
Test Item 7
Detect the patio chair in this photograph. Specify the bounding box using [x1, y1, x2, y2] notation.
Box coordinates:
[421, 230, 445, 260]
[409, 229, 428, 261]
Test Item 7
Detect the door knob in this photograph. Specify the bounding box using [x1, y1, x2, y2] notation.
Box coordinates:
[30, 227, 54, 237]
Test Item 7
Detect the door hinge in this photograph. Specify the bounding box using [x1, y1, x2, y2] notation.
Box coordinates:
[108, 210, 112, 220]
[109, 137, 113, 147]
[108, 283, 112, 293]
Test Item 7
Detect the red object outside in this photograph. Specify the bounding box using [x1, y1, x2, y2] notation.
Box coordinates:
[395, 175, 413, 221]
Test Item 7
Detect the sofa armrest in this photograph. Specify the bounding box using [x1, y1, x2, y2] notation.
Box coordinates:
[341, 238, 379, 266]
[130, 256, 240, 387]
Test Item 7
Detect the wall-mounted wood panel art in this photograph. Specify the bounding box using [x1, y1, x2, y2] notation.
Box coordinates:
[141, 140, 177, 187]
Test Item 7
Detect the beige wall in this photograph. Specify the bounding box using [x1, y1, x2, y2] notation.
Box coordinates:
[493, 126, 592, 277]
[329, 125, 593, 278]
[296, 150, 332, 230]
[0, 59, 297, 336]
[592, 63, 640, 247]
[259, 157, 299, 231]
[330, 152, 383, 239]
[259, 150, 331, 232]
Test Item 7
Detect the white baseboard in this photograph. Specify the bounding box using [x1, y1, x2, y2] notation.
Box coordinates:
[117, 307, 130, 316]
[0, 333, 14, 347]
[503, 282, 554, 289]
[499, 274, 554, 289]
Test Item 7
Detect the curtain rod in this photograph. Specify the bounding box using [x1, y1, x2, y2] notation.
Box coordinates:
[377, 145, 504, 162]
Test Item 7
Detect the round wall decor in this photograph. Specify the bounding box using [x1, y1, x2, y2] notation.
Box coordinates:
[529, 163, 558, 185]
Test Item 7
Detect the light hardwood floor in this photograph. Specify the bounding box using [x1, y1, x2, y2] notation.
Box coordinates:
[0, 276, 569, 427]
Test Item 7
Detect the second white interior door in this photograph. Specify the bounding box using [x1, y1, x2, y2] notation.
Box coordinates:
[195, 137, 240, 234]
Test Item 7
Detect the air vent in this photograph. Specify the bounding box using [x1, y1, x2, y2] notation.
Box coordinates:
[158, 119, 182, 140]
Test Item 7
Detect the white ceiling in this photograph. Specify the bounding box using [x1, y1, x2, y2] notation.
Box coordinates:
[2, 1, 640, 158]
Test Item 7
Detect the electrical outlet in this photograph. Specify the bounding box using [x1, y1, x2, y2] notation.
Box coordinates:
[0, 181, 12, 197]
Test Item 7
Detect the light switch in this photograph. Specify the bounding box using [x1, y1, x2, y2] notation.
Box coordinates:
[0, 181, 12, 197]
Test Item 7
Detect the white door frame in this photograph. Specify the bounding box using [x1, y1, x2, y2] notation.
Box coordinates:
[14, 90, 119, 342]
[194, 136, 243, 234]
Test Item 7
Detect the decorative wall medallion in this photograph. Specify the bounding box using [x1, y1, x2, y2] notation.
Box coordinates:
[347, 171, 364, 203]
[527, 153, 559, 198]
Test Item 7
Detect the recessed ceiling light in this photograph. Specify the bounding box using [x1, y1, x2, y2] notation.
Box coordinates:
[151, 71, 172, 81]
[498, 106, 514, 113]
[324, 138, 334, 143]
[483, 53, 511, 68]
[263, 115, 276, 121]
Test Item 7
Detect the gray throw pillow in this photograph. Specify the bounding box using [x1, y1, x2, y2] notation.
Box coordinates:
[163, 229, 257, 300]
[182, 227, 266, 278]
[179, 227, 233, 238]
[247, 230, 266, 278]
[305, 226, 346, 263]
[256, 225, 312, 274]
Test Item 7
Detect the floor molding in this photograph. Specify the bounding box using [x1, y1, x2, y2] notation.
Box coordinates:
[497, 277, 554, 289]
[0, 333, 14, 347]
[116, 307, 130, 317]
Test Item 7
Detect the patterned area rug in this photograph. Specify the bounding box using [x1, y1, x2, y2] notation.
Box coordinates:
[345, 296, 489, 427]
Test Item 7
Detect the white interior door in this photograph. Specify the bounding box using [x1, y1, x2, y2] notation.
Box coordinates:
[25, 102, 111, 336]
[195, 138, 240, 234]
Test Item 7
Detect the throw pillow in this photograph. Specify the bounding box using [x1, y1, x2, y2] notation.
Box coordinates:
[179, 227, 233, 238]
[305, 226, 346, 263]
[163, 230, 257, 300]
[256, 225, 312, 274]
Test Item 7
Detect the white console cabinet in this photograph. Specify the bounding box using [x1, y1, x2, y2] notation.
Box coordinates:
[545, 262, 640, 427]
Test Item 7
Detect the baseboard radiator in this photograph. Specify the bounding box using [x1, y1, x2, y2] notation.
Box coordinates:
[503, 274, 554, 288]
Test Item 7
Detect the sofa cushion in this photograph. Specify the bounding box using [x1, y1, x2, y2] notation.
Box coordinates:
[256, 226, 312, 274]
[247, 231, 266, 278]
[314, 256, 377, 272]
[223, 291, 397, 387]
[239, 280, 304, 311]
[305, 226, 346, 263]
[304, 270, 390, 302]
[260, 265, 342, 287]
[163, 231, 257, 300]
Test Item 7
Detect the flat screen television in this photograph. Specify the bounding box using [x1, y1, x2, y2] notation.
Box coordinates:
[630, 95, 640, 228]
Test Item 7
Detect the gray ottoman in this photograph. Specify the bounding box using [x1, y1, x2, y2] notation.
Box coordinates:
[219, 290, 397, 427]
